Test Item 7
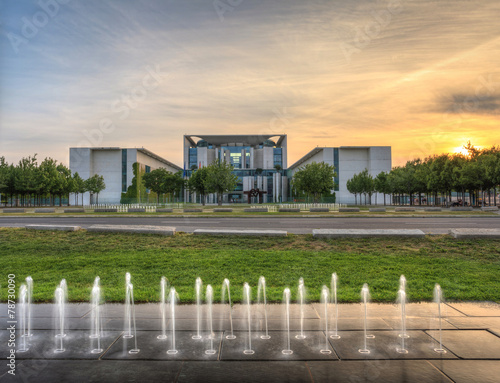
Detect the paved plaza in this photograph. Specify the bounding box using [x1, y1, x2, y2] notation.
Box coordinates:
[1, 301, 500, 382]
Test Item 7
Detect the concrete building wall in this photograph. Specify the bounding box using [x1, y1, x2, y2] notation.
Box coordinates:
[289, 146, 391, 205]
[91, 150, 122, 204]
[70, 147, 180, 205]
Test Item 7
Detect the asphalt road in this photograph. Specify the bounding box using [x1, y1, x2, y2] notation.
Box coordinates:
[1, 215, 499, 234]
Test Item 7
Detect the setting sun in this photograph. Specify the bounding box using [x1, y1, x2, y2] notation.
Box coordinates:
[453, 146, 471, 157]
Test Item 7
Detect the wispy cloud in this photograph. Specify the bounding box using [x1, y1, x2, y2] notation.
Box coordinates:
[1, 0, 499, 166]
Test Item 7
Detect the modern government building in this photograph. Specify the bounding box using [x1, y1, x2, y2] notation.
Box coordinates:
[69, 135, 391, 205]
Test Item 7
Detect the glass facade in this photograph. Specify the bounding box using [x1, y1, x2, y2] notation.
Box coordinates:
[121, 149, 127, 192]
[273, 148, 282, 168]
[334, 148, 339, 191]
[188, 148, 197, 169]
[221, 146, 251, 169]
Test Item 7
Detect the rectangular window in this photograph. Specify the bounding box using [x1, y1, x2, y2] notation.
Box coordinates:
[273, 148, 282, 168]
[145, 165, 151, 173]
[334, 148, 339, 191]
[189, 148, 197, 169]
[122, 149, 127, 192]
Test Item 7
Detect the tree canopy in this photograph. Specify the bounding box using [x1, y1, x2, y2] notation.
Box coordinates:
[346, 143, 500, 206]
[0, 154, 105, 207]
[204, 160, 238, 205]
[292, 162, 336, 203]
[187, 167, 210, 205]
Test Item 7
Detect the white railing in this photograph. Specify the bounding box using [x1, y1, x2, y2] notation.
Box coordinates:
[278, 203, 344, 211]
[83, 202, 346, 212]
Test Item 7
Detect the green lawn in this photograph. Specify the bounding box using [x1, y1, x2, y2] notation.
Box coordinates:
[1, 228, 499, 304]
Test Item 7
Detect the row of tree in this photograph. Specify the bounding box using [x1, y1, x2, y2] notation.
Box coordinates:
[141, 160, 238, 205]
[0, 155, 105, 206]
[347, 144, 500, 206]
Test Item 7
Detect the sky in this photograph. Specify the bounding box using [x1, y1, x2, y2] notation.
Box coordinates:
[1, 0, 499, 168]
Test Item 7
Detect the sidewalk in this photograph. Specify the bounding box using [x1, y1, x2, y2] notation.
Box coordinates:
[1, 302, 499, 382]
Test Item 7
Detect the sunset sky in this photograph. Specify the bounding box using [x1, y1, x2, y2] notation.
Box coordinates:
[1, 0, 499, 168]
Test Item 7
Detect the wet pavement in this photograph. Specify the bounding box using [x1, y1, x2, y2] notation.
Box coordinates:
[1, 302, 500, 382]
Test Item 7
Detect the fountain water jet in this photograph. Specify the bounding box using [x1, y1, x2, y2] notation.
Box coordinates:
[398, 275, 410, 339]
[192, 277, 203, 340]
[396, 289, 408, 354]
[24, 276, 33, 338]
[257, 276, 271, 340]
[320, 286, 332, 354]
[221, 279, 236, 340]
[124, 273, 134, 339]
[296, 277, 306, 339]
[167, 287, 178, 354]
[282, 288, 293, 355]
[330, 273, 340, 339]
[126, 283, 140, 354]
[358, 283, 373, 354]
[90, 277, 103, 354]
[158, 276, 169, 340]
[205, 285, 217, 355]
[243, 282, 254, 355]
[433, 284, 447, 354]
[399, 275, 406, 291]
[18, 284, 29, 352]
[54, 279, 67, 353]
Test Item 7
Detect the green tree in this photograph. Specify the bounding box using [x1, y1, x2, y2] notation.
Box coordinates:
[121, 163, 147, 203]
[85, 174, 106, 204]
[205, 161, 238, 205]
[14, 155, 39, 206]
[162, 171, 185, 203]
[292, 162, 336, 203]
[142, 168, 184, 204]
[50, 163, 72, 206]
[72, 172, 85, 206]
[38, 158, 59, 205]
[142, 168, 166, 204]
[187, 167, 209, 205]
[0, 157, 10, 206]
[346, 173, 361, 205]
[374, 171, 391, 205]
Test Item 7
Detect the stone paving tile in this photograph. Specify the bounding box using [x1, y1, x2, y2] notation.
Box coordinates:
[445, 316, 500, 330]
[82, 303, 161, 319]
[105, 317, 171, 331]
[0, 317, 100, 331]
[328, 330, 457, 360]
[426, 329, 500, 359]
[383, 317, 457, 330]
[220, 331, 338, 361]
[13, 330, 122, 360]
[307, 360, 452, 382]
[177, 361, 312, 383]
[102, 331, 222, 361]
[0, 303, 91, 318]
[311, 303, 400, 318]
[311, 302, 464, 318]
[404, 303, 465, 318]
[170, 317, 328, 332]
[445, 301, 500, 316]
[430, 360, 500, 383]
[0, 360, 183, 383]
